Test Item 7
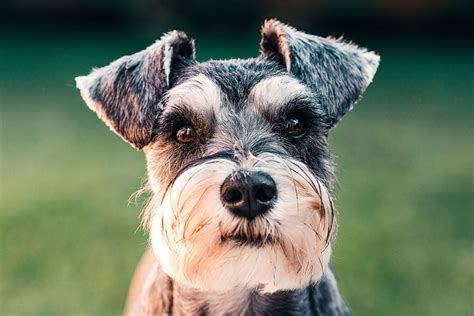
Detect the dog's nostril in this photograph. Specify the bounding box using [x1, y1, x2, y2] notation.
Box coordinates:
[224, 188, 243, 204]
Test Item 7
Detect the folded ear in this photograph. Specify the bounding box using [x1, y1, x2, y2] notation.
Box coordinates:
[75, 31, 195, 149]
[260, 19, 379, 127]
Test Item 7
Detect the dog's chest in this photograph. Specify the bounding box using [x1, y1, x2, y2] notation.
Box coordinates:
[173, 288, 305, 316]
[137, 266, 350, 315]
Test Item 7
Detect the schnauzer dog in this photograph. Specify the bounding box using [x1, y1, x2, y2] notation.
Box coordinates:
[76, 19, 379, 315]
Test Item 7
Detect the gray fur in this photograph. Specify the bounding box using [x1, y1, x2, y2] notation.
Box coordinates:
[153, 61, 335, 191]
[139, 265, 350, 315]
[76, 20, 379, 147]
[261, 19, 379, 127]
[76, 31, 195, 149]
[76, 19, 380, 316]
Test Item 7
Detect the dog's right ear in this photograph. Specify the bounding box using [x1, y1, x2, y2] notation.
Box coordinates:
[260, 19, 379, 128]
[75, 31, 195, 149]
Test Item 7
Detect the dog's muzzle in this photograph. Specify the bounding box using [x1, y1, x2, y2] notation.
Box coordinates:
[147, 155, 334, 292]
[220, 171, 277, 220]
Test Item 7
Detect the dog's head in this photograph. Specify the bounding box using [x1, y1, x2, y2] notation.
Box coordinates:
[76, 19, 379, 293]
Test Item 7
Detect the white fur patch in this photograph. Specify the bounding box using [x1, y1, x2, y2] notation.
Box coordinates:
[162, 45, 173, 87]
[360, 50, 380, 86]
[149, 153, 334, 294]
[75, 74, 100, 114]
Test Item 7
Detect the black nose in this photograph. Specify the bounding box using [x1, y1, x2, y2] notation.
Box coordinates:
[220, 171, 277, 220]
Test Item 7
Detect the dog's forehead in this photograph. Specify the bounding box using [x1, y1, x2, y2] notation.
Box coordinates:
[166, 58, 310, 113]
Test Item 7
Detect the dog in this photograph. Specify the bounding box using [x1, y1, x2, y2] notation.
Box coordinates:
[76, 19, 379, 315]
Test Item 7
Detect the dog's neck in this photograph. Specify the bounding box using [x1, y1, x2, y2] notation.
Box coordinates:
[134, 263, 350, 315]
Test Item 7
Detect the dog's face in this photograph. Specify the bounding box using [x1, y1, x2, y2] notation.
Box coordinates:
[76, 20, 379, 293]
[143, 67, 337, 293]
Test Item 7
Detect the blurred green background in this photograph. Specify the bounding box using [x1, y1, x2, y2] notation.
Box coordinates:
[1, 0, 472, 315]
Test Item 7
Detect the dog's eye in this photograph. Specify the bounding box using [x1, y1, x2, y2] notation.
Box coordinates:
[286, 117, 305, 137]
[175, 125, 196, 143]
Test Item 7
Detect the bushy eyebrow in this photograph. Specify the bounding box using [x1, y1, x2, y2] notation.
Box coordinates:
[245, 75, 330, 129]
[157, 104, 191, 134]
[157, 102, 215, 136]
[263, 94, 323, 122]
[265, 95, 319, 117]
[156, 74, 220, 136]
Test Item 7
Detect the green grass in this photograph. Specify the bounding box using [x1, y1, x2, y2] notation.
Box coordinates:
[1, 32, 472, 315]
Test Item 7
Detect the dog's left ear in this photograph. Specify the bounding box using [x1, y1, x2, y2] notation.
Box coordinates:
[76, 31, 195, 149]
[260, 19, 379, 127]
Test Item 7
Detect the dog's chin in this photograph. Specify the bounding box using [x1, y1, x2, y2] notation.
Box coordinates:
[151, 224, 332, 293]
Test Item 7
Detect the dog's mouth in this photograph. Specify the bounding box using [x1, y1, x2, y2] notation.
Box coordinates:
[220, 229, 279, 247]
[218, 219, 281, 247]
[221, 233, 275, 247]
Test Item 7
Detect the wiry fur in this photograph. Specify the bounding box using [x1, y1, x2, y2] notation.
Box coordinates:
[261, 19, 380, 127]
[134, 266, 350, 315]
[75, 31, 195, 149]
[147, 153, 334, 293]
[75, 19, 379, 315]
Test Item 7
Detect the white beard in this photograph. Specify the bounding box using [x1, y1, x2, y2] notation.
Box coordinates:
[148, 153, 334, 293]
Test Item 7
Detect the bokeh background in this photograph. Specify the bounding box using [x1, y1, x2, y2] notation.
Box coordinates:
[1, 0, 472, 315]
